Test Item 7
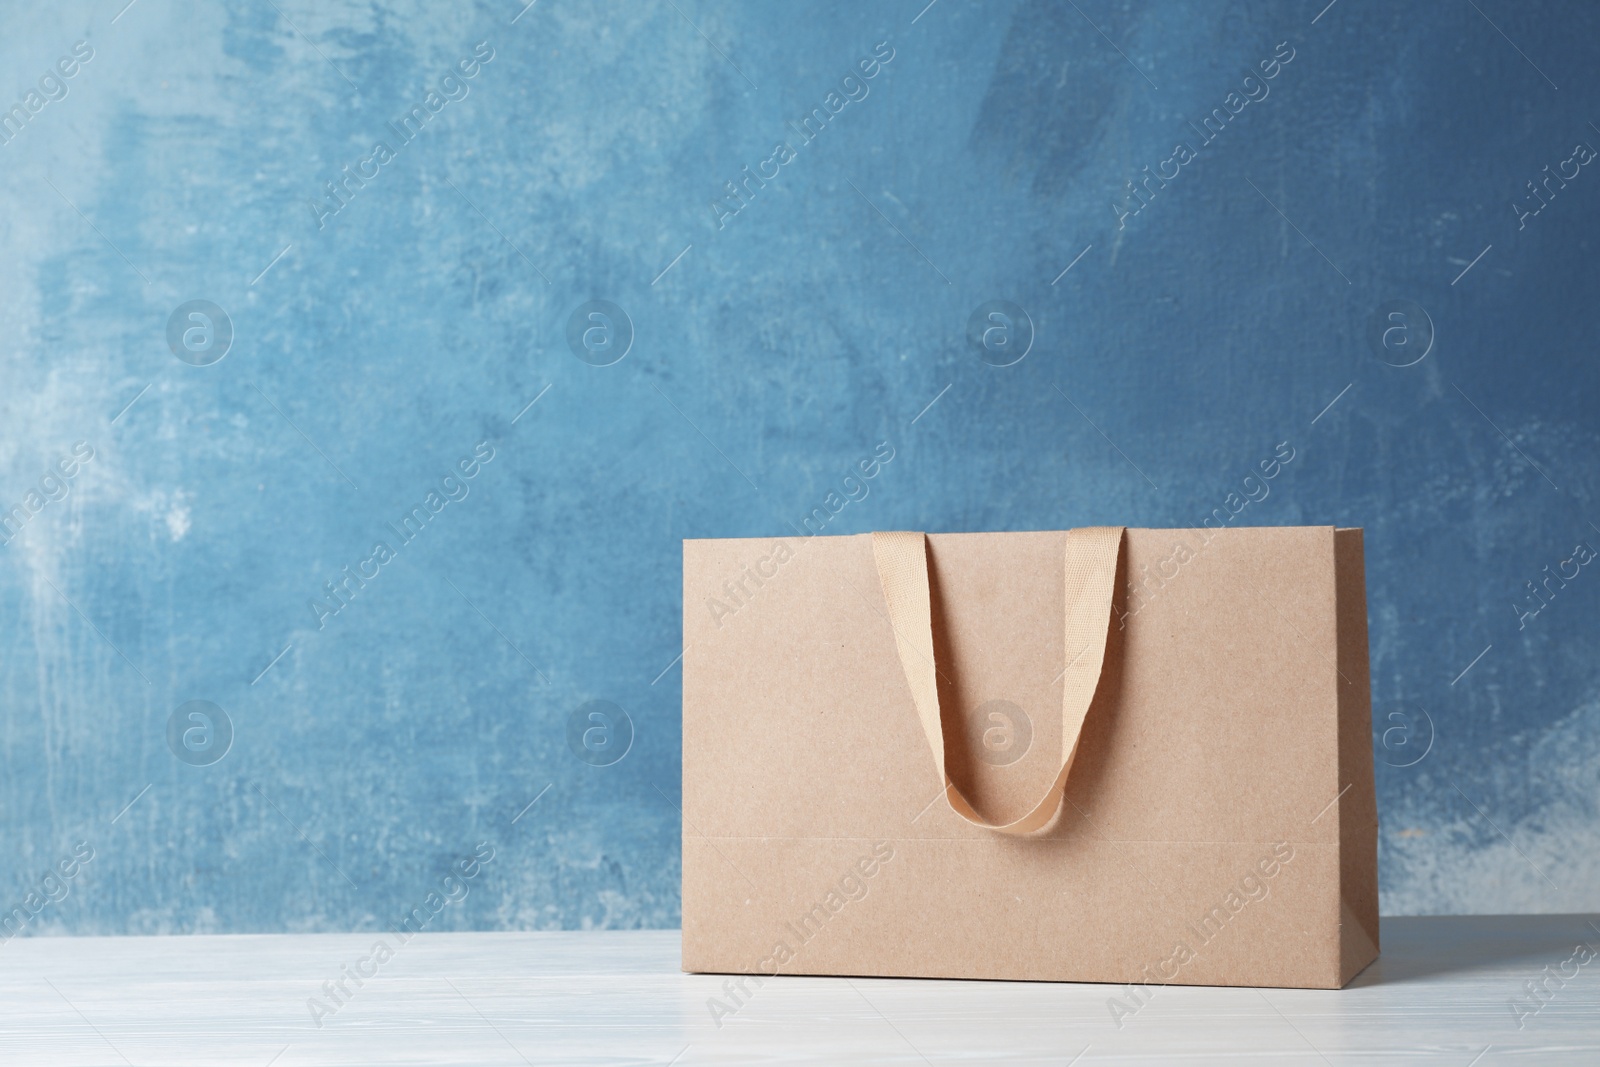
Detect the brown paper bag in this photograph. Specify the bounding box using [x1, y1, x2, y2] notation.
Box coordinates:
[681, 526, 1378, 991]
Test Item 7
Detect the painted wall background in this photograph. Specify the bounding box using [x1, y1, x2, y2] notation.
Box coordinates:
[1, 0, 1597, 937]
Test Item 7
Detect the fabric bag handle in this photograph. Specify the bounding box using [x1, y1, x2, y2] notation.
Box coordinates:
[870, 527, 1125, 836]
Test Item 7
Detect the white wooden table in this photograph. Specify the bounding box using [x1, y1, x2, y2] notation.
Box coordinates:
[3, 915, 1597, 1065]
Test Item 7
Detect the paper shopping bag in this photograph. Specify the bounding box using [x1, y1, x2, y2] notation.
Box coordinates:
[680, 526, 1378, 989]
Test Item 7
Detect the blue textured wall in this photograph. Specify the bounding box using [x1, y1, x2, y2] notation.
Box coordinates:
[2, 0, 1597, 935]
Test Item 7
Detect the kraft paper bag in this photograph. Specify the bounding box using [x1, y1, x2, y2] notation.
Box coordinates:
[681, 526, 1378, 990]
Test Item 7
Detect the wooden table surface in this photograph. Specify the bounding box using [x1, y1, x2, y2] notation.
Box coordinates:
[2, 915, 1597, 1065]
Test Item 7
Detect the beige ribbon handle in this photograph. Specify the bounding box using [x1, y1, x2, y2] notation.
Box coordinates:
[870, 527, 1125, 836]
